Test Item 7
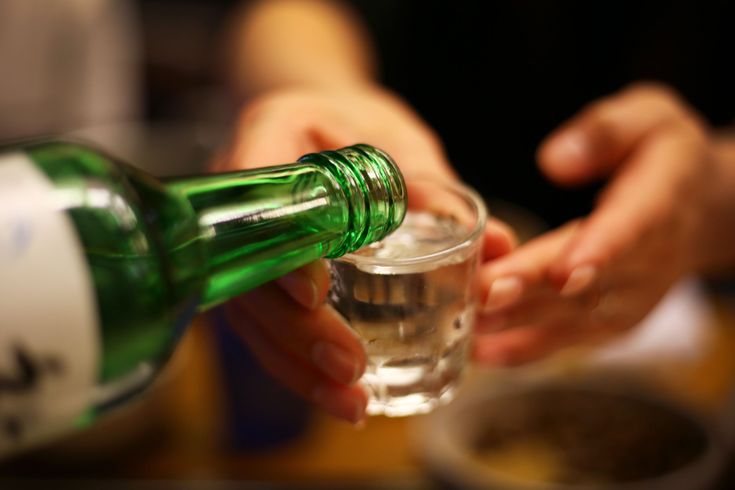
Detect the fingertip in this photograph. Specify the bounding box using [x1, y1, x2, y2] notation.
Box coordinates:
[483, 276, 523, 313]
[276, 271, 320, 310]
[308, 260, 332, 302]
[547, 230, 607, 295]
[275, 261, 331, 310]
[323, 304, 362, 341]
[315, 306, 367, 379]
[312, 383, 368, 424]
[311, 341, 364, 385]
[483, 219, 517, 259]
[538, 129, 593, 186]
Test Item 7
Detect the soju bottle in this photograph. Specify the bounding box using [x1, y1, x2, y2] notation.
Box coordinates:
[0, 140, 406, 455]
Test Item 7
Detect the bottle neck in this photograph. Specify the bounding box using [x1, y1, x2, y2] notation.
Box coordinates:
[166, 145, 406, 310]
[167, 163, 356, 309]
[297, 144, 406, 256]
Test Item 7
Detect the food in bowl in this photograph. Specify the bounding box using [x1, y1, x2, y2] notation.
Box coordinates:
[468, 388, 708, 485]
[412, 376, 725, 490]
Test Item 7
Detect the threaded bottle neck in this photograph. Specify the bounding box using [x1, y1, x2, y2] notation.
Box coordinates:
[298, 144, 407, 257]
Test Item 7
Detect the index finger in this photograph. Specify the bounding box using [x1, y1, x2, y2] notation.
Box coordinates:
[538, 83, 701, 186]
[549, 121, 708, 292]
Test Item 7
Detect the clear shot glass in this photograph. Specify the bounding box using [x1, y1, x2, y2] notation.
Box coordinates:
[329, 178, 487, 416]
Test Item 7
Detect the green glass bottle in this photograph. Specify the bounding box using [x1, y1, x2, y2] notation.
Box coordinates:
[0, 140, 406, 455]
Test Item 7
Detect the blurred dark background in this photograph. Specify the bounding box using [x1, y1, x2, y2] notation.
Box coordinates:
[133, 0, 735, 229]
[137, 0, 237, 123]
[2, 1, 735, 488]
[3, 0, 734, 229]
[349, 0, 735, 229]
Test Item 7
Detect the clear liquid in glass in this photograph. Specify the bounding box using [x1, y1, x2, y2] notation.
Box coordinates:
[329, 211, 480, 416]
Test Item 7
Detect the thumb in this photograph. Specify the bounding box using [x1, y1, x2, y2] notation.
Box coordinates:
[537, 83, 695, 187]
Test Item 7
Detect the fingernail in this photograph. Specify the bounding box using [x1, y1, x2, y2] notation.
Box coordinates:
[312, 342, 362, 385]
[312, 385, 366, 424]
[276, 272, 319, 309]
[559, 265, 597, 297]
[484, 276, 523, 312]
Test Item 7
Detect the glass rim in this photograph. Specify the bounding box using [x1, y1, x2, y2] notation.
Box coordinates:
[335, 178, 488, 268]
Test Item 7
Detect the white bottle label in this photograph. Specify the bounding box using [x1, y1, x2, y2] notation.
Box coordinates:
[0, 153, 99, 456]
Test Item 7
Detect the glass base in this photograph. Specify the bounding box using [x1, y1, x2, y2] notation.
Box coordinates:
[366, 384, 458, 417]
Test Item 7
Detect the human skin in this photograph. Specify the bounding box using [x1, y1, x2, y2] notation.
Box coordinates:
[216, 0, 515, 424]
[219, 0, 735, 422]
[475, 83, 735, 365]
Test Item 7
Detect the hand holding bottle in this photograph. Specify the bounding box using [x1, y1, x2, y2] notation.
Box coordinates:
[474, 83, 735, 365]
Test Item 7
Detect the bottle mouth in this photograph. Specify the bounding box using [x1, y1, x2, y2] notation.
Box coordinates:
[336, 178, 487, 274]
[299, 144, 407, 256]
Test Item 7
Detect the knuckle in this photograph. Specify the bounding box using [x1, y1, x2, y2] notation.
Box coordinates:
[408, 125, 446, 156]
[421, 125, 444, 148]
[678, 114, 711, 143]
[622, 81, 689, 117]
[624, 81, 680, 104]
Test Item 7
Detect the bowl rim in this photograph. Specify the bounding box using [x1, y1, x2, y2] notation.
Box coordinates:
[411, 372, 727, 490]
